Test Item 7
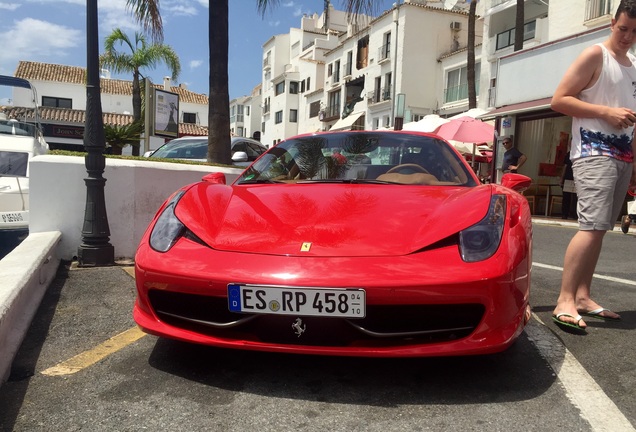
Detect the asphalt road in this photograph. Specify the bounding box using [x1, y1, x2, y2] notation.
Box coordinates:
[0, 223, 634, 432]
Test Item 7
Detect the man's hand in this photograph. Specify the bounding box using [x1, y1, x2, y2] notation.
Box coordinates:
[605, 107, 636, 129]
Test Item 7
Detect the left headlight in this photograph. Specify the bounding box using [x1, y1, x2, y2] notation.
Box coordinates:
[459, 194, 506, 262]
[149, 190, 186, 253]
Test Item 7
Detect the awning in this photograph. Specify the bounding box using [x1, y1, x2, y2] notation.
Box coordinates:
[330, 111, 364, 131]
[478, 97, 553, 120]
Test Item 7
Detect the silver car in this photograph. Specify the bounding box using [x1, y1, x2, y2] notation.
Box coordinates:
[146, 136, 267, 166]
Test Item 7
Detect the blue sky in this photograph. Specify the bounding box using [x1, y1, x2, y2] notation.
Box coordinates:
[0, 0, 395, 104]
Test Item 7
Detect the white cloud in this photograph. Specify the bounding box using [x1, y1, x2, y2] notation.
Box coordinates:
[0, 3, 21, 11]
[268, 20, 281, 27]
[189, 60, 203, 69]
[0, 18, 82, 65]
[163, 0, 199, 16]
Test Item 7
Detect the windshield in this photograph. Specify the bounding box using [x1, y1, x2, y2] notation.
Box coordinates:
[0, 119, 37, 138]
[236, 131, 477, 186]
[0, 151, 29, 177]
[151, 138, 208, 159]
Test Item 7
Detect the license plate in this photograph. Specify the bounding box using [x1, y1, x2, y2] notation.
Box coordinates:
[1, 212, 26, 223]
[228, 284, 366, 318]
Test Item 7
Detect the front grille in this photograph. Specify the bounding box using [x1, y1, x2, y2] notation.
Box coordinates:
[148, 290, 485, 347]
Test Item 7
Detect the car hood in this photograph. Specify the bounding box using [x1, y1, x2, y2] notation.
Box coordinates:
[175, 183, 494, 257]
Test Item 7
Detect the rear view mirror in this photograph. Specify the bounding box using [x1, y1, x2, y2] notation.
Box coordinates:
[232, 151, 248, 162]
[501, 173, 532, 193]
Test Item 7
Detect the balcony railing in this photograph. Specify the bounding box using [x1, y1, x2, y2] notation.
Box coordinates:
[321, 104, 340, 122]
[343, 62, 352, 77]
[378, 44, 390, 62]
[495, 20, 536, 50]
[367, 87, 392, 104]
[444, 80, 481, 104]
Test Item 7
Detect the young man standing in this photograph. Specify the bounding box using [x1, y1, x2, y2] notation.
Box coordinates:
[551, 0, 636, 331]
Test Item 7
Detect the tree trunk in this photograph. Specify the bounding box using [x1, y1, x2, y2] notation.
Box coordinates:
[131, 70, 142, 156]
[207, 0, 232, 164]
[514, 0, 525, 52]
[467, 0, 477, 109]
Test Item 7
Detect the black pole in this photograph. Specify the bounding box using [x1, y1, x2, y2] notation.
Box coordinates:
[77, 0, 114, 266]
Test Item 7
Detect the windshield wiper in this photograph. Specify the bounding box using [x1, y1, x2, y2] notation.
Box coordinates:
[238, 179, 286, 184]
[296, 179, 394, 184]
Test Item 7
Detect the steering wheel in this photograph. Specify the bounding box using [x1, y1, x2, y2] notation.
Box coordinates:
[386, 163, 430, 175]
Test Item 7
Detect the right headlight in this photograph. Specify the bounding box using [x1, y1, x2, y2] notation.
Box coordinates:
[149, 190, 186, 253]
[459, 194, 506, 262]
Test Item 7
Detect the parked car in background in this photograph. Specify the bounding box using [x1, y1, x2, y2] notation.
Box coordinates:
[134, 130, 534, 358]
[146, 136, 267, 166]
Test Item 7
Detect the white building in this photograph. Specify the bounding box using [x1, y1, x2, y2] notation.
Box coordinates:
[8, 61, 209, 152]
[230, 83, 262, 141]
[257, 1, 481, 147]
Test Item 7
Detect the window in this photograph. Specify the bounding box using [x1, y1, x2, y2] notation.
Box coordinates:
[328, 63, 333, 77]
[306, 77, 311, 91]
[327, 91, 341, 118]
[380, 31, 391, 60]
[290, 109, 298, 123]
[275, 110, 283, 124]
[275, 81, 285, 95]
[356, 36, 369, 69]
[301, 80, 306, 93]
[263, 97, 270, 114]
[444, 62, 481, 103]
[384, 73, 392, 100]
[289, 81, 299, 94]
[585, 0, 611, 21]
[333, 60, 340, 82]
[42, 96, 72, 109]
[309, 101, 321, 118]
[345, 51, 353, 76]
[496, 20, 537, 50]
[183, 112, 197, 124]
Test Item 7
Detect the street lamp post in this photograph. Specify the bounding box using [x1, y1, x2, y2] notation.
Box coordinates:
[77, 0, 115, 266]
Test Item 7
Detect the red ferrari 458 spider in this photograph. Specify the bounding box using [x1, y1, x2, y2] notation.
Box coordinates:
[134, 131, 533, 357]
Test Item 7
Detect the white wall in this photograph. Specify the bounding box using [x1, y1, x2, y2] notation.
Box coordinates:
[29, 155, 243, 260]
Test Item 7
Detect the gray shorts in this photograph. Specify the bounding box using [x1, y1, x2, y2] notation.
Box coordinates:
[572, 156, 633, 231]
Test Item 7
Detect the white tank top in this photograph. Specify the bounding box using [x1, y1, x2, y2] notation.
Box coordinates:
[571, 43, 636, 162]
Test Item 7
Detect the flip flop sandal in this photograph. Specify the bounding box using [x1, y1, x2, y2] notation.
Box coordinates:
[552, 312, 587, 333]
[579, 307, 621, 321]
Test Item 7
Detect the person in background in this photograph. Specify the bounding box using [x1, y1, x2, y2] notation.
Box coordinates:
[560, 151, 578, 219]
[550, 0, 636, 332]
[501, 138, 527, 173]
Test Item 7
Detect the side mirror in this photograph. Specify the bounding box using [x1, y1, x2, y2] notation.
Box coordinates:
[231, 151, 248, 162]
[202, 172, 226, 184]
[501, 173, 532, 193]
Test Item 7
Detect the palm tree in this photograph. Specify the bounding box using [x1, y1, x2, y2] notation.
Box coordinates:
[467, 0, 477, 109]
[124, 0, 281, 164]
[514, 0, 525, 52]
[100, 28, 180, 155]
[104, 121, 143, 155]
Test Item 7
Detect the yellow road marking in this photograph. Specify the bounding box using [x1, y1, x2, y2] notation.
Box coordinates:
[41, 327, 146, 376]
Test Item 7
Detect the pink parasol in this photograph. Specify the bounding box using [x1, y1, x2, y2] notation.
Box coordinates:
[434, 116, 495, 143]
